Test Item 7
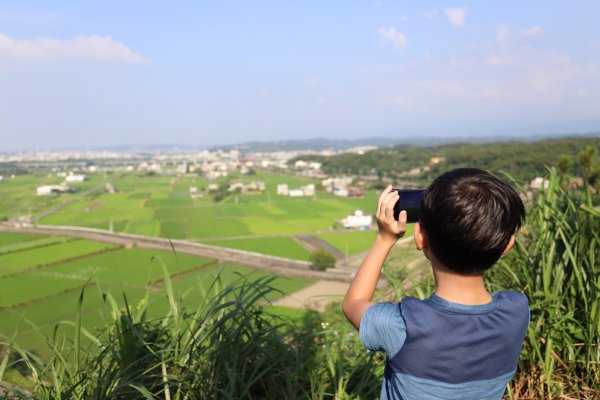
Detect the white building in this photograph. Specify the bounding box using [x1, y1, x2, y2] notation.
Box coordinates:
[333, 188, 349, 197]
[342, 210, 372, 230]
[277, 184, 289, 195]
[37, 184, 69, 196]
[303, 184, 315, 196]
[322, 176, 353, 193]
[65, 174, 86, 183]
[288, 189, 305, 197]
[279, 183, 315, 197]
[228, 182, 244, 192]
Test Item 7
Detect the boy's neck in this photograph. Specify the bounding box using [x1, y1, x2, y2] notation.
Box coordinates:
[432, 266, 492, 305]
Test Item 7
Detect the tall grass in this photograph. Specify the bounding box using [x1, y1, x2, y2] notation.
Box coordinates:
[491, 169, 599, 399]
[1, 169, 597, 399]
[0, 265, 381, 399]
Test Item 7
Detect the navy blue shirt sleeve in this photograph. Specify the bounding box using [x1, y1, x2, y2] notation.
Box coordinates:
[359, 302, 407, 358]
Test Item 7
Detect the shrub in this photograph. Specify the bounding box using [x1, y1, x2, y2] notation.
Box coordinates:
[0, 267, 382, 399]
[310, 249, 336, 271]
[490, 168, 600, 398]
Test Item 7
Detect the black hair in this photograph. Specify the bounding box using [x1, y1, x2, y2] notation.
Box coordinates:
[419, 168, 525, 275]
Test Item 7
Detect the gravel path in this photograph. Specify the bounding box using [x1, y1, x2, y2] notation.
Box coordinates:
[271, 280, 349, 312]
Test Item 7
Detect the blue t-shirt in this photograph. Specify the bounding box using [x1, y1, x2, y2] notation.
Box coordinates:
[359, 291, 529, 400]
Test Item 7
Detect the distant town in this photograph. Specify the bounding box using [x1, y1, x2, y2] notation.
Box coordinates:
[0, 145, 447, 231]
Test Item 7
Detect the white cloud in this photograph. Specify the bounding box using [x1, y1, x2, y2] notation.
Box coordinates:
[400, 16, 409, 22]
[422, 9, 437, 20]
[0, 32, 151, 64]
[521, 26, 543, 38]
[378, 27, 407, 49]
[496, 25, 511, 46]
[444, 8, 467, 27]
[303, 78, 321, 87]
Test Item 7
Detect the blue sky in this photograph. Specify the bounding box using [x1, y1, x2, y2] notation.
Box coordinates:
[1, 1, 599, 150]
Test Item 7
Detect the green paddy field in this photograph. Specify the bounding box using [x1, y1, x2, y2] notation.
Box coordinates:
[1, 171, 387, 259]
[0, 170, 399, 356]
[0, 232, 315, 357]
[0, 169, 425, 361]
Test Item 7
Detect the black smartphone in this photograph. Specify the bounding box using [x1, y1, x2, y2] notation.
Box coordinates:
[393, 189, 424, 223]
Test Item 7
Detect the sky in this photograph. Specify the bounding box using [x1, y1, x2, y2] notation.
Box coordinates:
[1, 1, 600, 151]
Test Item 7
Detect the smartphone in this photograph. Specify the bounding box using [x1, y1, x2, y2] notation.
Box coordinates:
[393, 189, 424, 223]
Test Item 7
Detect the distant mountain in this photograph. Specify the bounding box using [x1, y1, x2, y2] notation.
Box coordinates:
[11, 131, 598, 154]
[211, 132, 600, 153]
[211, 137, 403, 153]
[86, 144, 205, 153]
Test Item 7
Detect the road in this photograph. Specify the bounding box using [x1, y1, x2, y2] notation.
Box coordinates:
[0, 223, 355, 282]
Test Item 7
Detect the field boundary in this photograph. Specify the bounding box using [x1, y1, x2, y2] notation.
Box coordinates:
[0, 245, 123, 281]
[0, 224, 354, 282]
[0, 237, 76, 257]
[0, 279, 96, 310]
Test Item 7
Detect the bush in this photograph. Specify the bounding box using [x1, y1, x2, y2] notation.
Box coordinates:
[490, 168, 600, 398]
[0, 268, 382, 399]
[310, 249, 336, 271]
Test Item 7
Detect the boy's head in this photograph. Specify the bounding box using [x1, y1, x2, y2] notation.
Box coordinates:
[417, 168, 525, 276]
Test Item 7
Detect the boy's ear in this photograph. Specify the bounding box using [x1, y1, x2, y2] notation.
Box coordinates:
[414, 222, 427, 250]
[502, 235, 516, 255]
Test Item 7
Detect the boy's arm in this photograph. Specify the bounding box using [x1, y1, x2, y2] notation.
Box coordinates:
[342, 185, 407, 330]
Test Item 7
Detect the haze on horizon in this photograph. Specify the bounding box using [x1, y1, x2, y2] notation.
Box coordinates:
[1, 1, 600, 152]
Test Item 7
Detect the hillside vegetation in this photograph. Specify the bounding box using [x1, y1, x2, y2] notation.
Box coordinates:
[1, 170, 598, 399]
[291, 136, 600, 183]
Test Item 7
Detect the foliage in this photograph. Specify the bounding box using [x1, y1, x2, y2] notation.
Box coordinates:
[290, 137, 600, 184]
[310, 249, 336, 271]
[0, 270, 381, 399]
[490, 168, 600, 398]
[1, 168, 598, 398]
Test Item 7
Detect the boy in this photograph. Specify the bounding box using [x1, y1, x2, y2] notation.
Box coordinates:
[342, 168, 529, 400]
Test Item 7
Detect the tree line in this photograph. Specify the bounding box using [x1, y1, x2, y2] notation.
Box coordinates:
[289, 136, 600, 186]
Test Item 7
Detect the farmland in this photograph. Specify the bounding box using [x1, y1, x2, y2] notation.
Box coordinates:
[1, 170, 382, 259]
[0, 169, 388, 358]
[0, 231, 315, 357]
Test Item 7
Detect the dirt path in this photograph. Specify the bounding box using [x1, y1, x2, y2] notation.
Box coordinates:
[271, 280, 349, 312]
[273, 236, 426, 311]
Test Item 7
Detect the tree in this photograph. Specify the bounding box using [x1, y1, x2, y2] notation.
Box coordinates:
[309, 249, 336, 271]
[557, 154, 573, 176]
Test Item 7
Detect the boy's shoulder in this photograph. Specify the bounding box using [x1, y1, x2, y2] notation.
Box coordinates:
[400, 290, 529, 319]
[360, 291, 529, 358]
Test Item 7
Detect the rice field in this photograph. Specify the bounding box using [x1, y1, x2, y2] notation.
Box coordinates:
[0, 232, 315, 358]
[0, 170, 384, 355]
[199, 236, 311, 260]
[22, 170, 382, 257]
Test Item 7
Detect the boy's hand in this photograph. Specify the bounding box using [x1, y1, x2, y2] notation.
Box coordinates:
[376, 185, 407, 244]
